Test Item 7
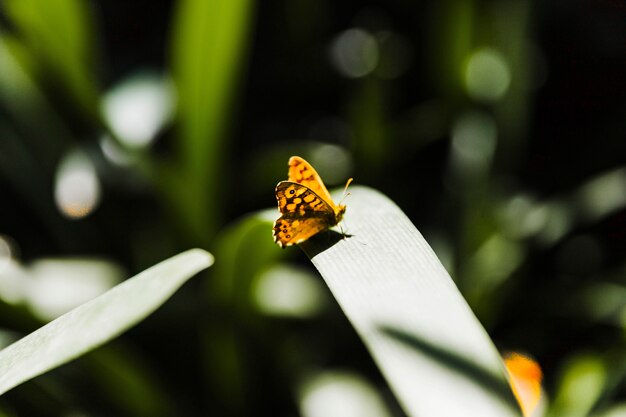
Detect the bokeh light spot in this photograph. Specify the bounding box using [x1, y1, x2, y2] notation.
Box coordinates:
[101, 71, 175, 148]
[465, 233, 523, 291]
[576, 167, 626, 221]
[54, 150, 101, 219]
[299, 371, 391, 417]
[26, 258, 124, 320]
[0, 259, 28, 304]
[552, 355, 606, 416]
[464, 48, 511, 102]
[309, 144, 353, 185]
[583, 283, 626, 323]
[99, 134, 134, 166]
[331, 28, 379, 78]
[253, 265, 326, 317]
[451, 111, 497, 177]
[501, 195, 547, 239]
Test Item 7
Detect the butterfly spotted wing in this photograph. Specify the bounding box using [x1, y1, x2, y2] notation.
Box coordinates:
[273, 181, 338, 247]
[287, 156, 335, 208]
[273, 157, 349, 248]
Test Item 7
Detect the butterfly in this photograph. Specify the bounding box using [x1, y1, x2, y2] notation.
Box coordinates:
[273, 156, 352, 248]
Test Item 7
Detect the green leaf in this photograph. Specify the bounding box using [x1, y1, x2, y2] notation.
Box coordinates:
[1, 0, 100, 116]
[0, 249, 213, 396]
[168, 0, 254, 241]
[549, 354, 607, 417]
[0, 36, 73, 165]
[300, 186, 521, 417]
[201, 210, 283, 415]
[211, 209, 282, 303]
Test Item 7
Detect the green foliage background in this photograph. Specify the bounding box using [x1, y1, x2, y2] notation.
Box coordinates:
[0, 0, 625, 416]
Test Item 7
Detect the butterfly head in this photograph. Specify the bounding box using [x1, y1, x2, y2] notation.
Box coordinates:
[334, 177, 352, 223]
[335, 204, 347, 223]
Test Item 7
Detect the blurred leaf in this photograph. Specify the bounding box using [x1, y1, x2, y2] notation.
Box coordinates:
[593, 403, 626, 417]
[0, 36, 72, 168]
[488, 1, 532, 166]
[86, 345, 175, 417]
[549, 354, 607, 417]
[579, 283, 626, 325]
[211, 209, 282, 305]
[300, 186, 522, 417]
[202, 209, 284, 415]
[168, 0, 254, 242]
[429, 0, 473, 94]
[349, 78, 387, 172]
[2, 0, 100, 117]
[0, 36, 85, 249]
[462, 232, 525, 311]
[575, 167, 626, 222]
[0, 406, 15, 417]
[0, 249, 213, 396]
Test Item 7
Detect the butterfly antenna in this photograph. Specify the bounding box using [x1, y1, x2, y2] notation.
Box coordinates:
[339, 177, 353, 205]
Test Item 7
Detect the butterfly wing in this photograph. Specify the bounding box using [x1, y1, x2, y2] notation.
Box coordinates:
[273, 181, 336, 247]
[273, 215, 331, 247]
[287, 156, 335, 208]
[274, 181, 335, 217]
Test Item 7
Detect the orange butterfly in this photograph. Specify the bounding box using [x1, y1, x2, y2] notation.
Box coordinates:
[273, 156, 352, 248]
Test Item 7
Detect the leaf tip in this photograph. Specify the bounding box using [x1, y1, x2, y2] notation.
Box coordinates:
[184, 248, 215, 269]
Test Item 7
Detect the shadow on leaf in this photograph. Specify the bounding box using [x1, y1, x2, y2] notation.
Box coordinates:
[300, 230, 352, 257]
[379, 325, 520, 412]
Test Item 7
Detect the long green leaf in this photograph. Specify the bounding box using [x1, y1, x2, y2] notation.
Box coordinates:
[168, 0, 254, 241]
[300, 186, 522, 417]
[2, 0, 100, 116]
[0, 249, 213, 396]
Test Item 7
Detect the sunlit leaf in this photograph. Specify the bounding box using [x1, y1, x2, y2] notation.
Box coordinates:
[0, 249, 213, 396]
[300, 186, 521, 417]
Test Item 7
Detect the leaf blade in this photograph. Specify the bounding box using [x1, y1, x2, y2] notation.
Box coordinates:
[0, 248, 213, 396]
[168, 0, 254, 240]
[301, 186, 522, 417]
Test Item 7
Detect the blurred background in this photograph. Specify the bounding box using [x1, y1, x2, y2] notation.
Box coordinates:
[0, 0, 625, 416]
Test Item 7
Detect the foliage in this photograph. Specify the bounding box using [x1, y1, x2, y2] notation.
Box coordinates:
[0, 0, 625, 416]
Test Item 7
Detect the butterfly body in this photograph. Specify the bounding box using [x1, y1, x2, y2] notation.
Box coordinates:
[273, 157, 350, 248]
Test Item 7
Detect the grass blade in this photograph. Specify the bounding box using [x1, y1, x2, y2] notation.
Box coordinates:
[2, 0, 100, 115]
[168, 0, 254, 241]
[0, 249, 213, 396]
[301, 186, 522, 417]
